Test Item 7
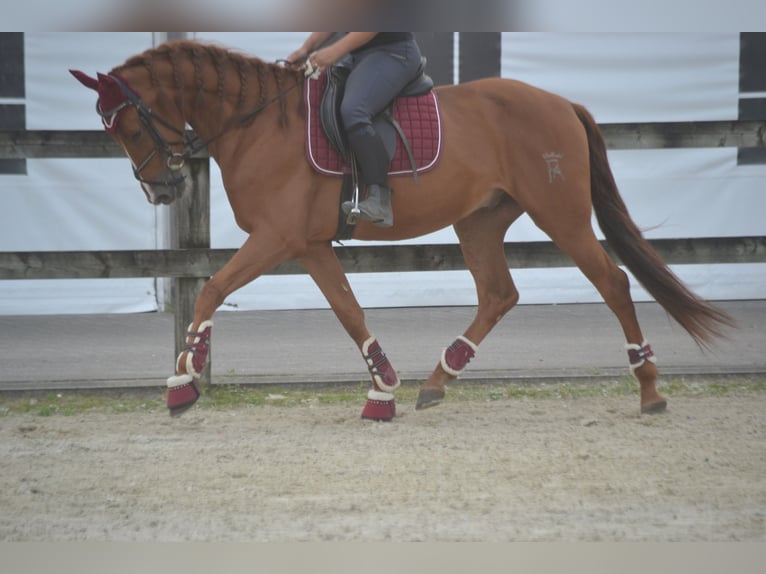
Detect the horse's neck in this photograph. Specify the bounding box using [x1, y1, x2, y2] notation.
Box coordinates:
[179, 88, 240, 146]
[173, 57, 297, 149]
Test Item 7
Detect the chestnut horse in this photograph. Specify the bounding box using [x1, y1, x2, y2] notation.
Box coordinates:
[71, 40, 732, 419]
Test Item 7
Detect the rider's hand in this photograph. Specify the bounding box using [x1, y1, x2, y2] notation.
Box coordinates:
[286, 49, 307, 65]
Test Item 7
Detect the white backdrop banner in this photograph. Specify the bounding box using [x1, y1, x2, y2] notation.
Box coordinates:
[1, 32, 763, 314]
[0, 33, 159, 314]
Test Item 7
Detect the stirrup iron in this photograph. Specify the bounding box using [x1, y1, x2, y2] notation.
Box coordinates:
[345, 158, 362, 224]
[346, 181, 361, 224]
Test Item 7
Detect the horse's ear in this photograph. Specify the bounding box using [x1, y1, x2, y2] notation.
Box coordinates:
[94, 72, 128, 112]
[69, 69, 100, 91]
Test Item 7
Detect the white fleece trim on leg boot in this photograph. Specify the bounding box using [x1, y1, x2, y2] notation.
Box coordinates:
[440, 335, 479, 377]
[167, 373, 194, 389]
[180, 320, 213, 379]
[361, 335, 401, 392]
[367, 389, 395, 402]
[625, 339, 657, 377]
[361, 336, 377, 357]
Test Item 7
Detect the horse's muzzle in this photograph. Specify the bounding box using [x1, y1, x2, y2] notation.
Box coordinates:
[148, 190, 175, 205]
[140, 167, 188, 205]
[143, 180, 186, 205]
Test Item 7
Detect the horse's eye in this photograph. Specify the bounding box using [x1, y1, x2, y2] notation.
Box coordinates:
[130, 129, 143, 141]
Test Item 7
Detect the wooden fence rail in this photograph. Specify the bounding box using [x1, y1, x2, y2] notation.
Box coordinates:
[2, 237, 766, 280]
[2, 122, 765, 381]
[1, 121, 764, 157]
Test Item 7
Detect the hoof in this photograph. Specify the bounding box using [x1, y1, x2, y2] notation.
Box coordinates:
[361, 391, 396, 421]
[167, 377, 200, 417]
[641, 399, 668, 415]
[415, 388, 445, 410]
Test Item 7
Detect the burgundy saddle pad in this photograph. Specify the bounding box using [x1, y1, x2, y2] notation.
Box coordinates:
[304, 72, 443, 177]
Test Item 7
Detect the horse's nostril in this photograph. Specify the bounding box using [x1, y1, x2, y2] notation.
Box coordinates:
[146, 191, 174, 205]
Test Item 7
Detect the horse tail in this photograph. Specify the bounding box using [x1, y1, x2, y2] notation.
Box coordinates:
[571, 103, 735, 347]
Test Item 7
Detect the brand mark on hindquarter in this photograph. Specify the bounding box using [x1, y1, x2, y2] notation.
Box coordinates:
[543, 152, 564, 183]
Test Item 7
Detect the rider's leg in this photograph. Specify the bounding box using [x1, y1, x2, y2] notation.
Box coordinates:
[338, 41, 422, 227]
[342, 123, 393, 227]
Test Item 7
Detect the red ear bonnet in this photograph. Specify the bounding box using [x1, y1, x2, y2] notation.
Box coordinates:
[95, 72, 129, 115]
[69, 69, 99, 90]
[70, 69, 130, 133]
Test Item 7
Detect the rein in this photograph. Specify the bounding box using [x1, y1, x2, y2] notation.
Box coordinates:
[100, 71, 305, 186]
[185, 75, 305, 155]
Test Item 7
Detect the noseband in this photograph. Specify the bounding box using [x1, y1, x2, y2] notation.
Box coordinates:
[96, 74, 191, 189]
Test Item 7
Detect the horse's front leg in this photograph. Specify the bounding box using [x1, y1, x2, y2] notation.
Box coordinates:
[299, 241, 400, 421]
[166, 231, 296, 417]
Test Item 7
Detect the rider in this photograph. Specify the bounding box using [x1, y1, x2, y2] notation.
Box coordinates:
[288, 32, 423, 227]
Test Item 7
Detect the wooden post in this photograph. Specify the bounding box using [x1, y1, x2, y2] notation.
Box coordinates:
[170, 156, 211, 386]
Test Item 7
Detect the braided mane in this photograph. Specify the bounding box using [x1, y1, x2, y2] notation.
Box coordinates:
[112, 40, 301, 127]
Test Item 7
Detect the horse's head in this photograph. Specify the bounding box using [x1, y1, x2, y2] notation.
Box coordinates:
[70, 69, 189, 205]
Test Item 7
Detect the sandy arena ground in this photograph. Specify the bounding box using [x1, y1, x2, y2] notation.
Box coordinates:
[1, 385, 764, 542]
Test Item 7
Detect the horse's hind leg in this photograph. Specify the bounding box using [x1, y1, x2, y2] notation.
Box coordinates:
[417, 196, 523, 409]
[299, 241, 400, 421]
[545, 224, 667, 413]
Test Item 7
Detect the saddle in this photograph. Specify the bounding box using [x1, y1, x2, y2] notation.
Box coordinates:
[320, 56, 435, 175]
[304, 60, 441, 177]
[305, 58, 442, 239]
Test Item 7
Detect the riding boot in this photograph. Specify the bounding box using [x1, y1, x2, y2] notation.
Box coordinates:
[350, 184, 393, 227]
[342, 124, 394, 227]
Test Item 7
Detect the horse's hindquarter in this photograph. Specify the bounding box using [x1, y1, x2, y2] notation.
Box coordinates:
[354, 78, 590, 242]
[449, 77, 590, 187]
